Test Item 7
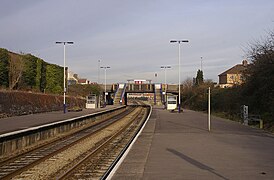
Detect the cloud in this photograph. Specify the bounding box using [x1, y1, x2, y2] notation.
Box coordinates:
[1, 0, 273, 84]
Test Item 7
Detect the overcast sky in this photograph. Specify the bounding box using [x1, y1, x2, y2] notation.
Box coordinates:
[1, 0, 273, 84]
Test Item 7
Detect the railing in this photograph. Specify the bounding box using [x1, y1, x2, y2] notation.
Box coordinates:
[120, 83, 127, 105]
[102, 83, 179, 93]
[126, 84, 154, 92]
[113, 83, 119, 100]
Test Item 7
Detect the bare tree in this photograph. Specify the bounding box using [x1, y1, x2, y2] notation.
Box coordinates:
[9, 53, 24, 90]
[182, 77, 193, 91]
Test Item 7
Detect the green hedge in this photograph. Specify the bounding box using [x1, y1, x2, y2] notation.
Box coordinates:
[0, 48, 63, 94]
[0, 48, 10, 87]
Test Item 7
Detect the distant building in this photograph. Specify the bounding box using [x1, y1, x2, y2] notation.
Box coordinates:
[218, 60, 249, 88]
[68, 71, 91, 85]
[78, 78, 90, 85]
[68, 71, 78, 85]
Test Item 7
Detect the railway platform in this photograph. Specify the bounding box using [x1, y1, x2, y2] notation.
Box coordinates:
[0, 105, 120, 135]
[111, 106, 274, 180]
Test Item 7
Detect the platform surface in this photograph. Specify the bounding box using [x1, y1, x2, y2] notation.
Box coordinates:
[112, 107, 274, 180]
[0, 105, 120, 135]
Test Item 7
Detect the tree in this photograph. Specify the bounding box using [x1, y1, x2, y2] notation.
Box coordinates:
[0, 48, 10, 88]
[45, 64, 63, 94]
[68, 84, 102, 97]
[35, 58, 43, 91]
[182, 77, 215, 111]
[40, 61, 48, 93]
[195, 69, 204, 86]
[20, 54, 37, 90]
[182, 77, 193, 89]
[8, 52, 24, 90]
[243, 30, 274, 120]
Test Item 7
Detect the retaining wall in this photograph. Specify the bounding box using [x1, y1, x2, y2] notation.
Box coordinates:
[0, 90, 85, 118]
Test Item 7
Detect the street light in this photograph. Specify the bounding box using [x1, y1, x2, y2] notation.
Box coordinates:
[98, 60, 101, 84]
[200, 56, 203, 71]
[56, 41, 74, 113]
[161, 65, 171, 109]
[170, 40, 189, 113]
[100, 66, 110, 107]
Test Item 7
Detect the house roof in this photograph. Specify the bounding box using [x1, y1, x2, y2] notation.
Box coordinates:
[218, 60, 249, 76]
[78, 79, 87, 83]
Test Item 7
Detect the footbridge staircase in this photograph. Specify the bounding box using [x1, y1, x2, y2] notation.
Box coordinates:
[113, 83, 127, 105]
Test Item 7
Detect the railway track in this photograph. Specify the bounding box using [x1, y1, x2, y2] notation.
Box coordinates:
[0, 104, 150, 179]
[55, 106, 148, 179]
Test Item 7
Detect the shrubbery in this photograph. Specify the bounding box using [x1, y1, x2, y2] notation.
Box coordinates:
[0, 49, 102, 98]
[67, 84, 101, 98]
[182, 31, 274, 131]
[0, 49, 63, 94]
[0, 48, 10, 87]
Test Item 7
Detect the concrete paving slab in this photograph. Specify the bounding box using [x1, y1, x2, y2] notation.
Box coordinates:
[0, 105, 120, 134]
[112, 108, 274, 180]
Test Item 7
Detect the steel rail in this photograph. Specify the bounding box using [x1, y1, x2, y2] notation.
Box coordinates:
[103, 104, 151, 179]
[0, 107, 135, 180]
[56, 106, 147, 179]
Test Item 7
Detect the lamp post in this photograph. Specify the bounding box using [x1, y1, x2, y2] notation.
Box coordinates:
[208, 87, 211, 131]
[200, 56, 203, 71]
[170, 40, 189, 113]
[98, 60, 101, 84]
[161, 66, 171, 108]
[56, 41, 74, 113]
[100, 66, 110, 107]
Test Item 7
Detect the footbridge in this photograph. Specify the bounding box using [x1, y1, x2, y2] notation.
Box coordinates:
[100, 80, 179, 105]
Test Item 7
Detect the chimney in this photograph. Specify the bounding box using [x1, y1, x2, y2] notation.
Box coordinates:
[242, 60, 248, 66]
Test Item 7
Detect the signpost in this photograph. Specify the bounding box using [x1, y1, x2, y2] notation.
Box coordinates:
[242, 105, 248, 125]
